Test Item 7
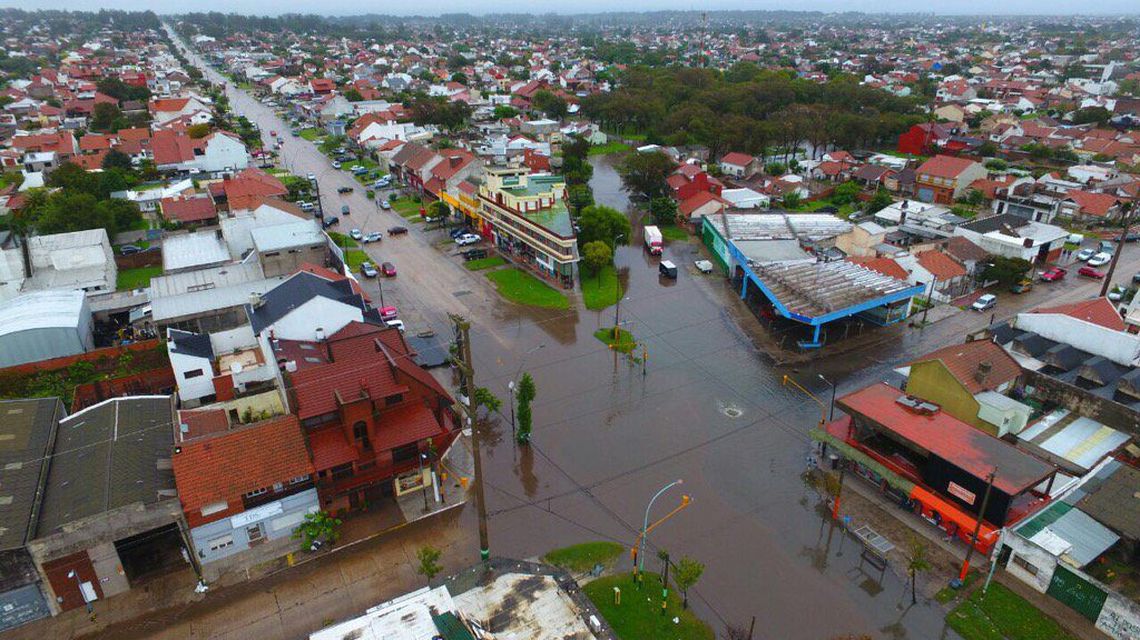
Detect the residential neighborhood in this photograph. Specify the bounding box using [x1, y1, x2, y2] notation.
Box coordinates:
[1, 6, 1139, 640]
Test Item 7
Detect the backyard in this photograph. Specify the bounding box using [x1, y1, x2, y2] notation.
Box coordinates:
[116, 265, 162, 291]
[584, 572, 714, 640]
[485, 268, 569, 309]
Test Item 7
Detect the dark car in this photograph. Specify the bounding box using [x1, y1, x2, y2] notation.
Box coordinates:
[340, 205, 350, 215]
[388, 225, 408, 235]
[381, 261, 397, 277]
[322, 216, 340, 228]
[337, 186, 353, 194]
[1133, 272, 1140, 285]
[462, 248, 488, 261]
[449, 227, 469, 239]
[118, 244, 143, 255]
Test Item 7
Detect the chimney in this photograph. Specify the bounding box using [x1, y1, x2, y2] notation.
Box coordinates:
[975, 361, 993, 385]
[249, 292, 264, 308]
[315, 327, 325, 342]
[899, 200, 908, 226]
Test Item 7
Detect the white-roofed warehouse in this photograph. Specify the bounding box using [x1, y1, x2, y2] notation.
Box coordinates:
[0, 290, 93, 367]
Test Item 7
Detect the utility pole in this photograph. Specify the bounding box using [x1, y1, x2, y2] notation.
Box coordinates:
[451, 315, 490, 563]
[1100, 204, 1134, 298]
[921, 275, 937, 326]
[957, 468, 997, 584]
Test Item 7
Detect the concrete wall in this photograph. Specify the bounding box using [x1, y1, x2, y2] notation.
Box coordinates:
[1015, 313, 1140, 367]
[258, 243, 327, 279]
[1021, 370, 1140, 439]
[190, 488, 317, 566]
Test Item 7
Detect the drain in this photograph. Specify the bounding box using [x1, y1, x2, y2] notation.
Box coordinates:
[722, 406, 744, 418]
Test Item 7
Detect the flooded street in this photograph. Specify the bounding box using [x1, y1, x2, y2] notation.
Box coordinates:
[468, 154, 961, 639]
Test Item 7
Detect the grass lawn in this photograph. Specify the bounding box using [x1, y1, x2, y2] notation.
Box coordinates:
[543, 541, 624, 573]
[659, 224, 689, 241]
[343, 249, 369, 269]
[947, 583, 1077, 640]
[327, 231, 358, 248]
[581, 265, 623, 310]
[485, 268, 569, 309]
[594, 327, 638, 354]
[589, 141, 632, 155]
[464, 256, 507, 271]
[298, 128, 323, 141]
[343, 158, 378, 171]
[116, 266, 162, 291]
[584, 573, 714, 640]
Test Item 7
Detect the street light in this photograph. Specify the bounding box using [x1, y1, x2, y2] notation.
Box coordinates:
[640, 479, 682, 575]
[818, 374, 837, 422]
[66, 570, 93, 614]
[613, 233, 626, 340]
[418, 452, 430, 513]
[507, 343, 546, 439]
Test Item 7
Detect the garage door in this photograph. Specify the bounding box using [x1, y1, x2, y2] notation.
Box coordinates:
[1046, 565, 1107, 621]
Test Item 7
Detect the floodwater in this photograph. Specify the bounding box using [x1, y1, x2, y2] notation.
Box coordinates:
[467, 155, 961, 639]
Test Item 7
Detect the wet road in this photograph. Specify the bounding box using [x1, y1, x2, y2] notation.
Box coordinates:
[166, 27, 1137, 639]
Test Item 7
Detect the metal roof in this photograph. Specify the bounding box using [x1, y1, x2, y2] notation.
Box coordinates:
[0, 290, 86, 336]
[162, 231, 232, 273]
[251, 220, 325, 253]
[755, 260, 914, 320]
[1016, 501, 1119, 567]
[707, 212, 852, 242]
[1018, 409, 1130, 471]
[0, 398, 63, 550]
[1075, 461, 1140, 540]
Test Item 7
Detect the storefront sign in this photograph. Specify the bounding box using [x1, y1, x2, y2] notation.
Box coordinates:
[947, 481, 977, 505]
[394, 469, 427, 496]
[230, 501, 283, 529]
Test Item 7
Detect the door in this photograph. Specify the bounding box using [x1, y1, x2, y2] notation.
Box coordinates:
[246, 523, 265, 546]
[1046, 565, 1107, 621]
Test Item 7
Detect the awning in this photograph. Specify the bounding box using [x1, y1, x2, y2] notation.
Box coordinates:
[910, 485, 999, 550]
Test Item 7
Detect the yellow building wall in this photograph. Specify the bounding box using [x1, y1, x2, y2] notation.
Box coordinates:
[905, 361, 996, 436]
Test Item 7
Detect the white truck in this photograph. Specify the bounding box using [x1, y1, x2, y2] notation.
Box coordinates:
[643, 225, 663, 255]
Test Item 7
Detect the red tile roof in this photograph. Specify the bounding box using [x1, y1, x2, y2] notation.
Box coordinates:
[1064, 190, 1120, 217]
[289, 359, 409, 420]
[908, 339, 1021, 394]
[848, 256, 908, 280]
[370, 402, 448, 452]
[679, 190, 728, 216]
[1032, 298, 1125, 332]
[308, 425, 359, 471]
[160, 195, 217, 223]
[916, 155, 980, 179]
[838, 383, 1054, 495]
[177, 408, 230, 442]
[916, 250, 968, 279]
[720, 152, 754, 167]
[171, 415, 313, 513]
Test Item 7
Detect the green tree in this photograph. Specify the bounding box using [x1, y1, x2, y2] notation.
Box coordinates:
[472, 387, 502, 413]
[617, 151, 673, 200]
[449, 72, 467, 85]
[515, 372, 536, 444]
[532, 90, 567, 119]
[782, 192, 803, 209]
[905, 536, 931, 605]
[90, 102, 124, 132]
[1071, 106, 1111, 126]
[566, 184, 594, 214]
[958, 188, 985, 207]
[980, 256, 1032, 286]
[864, 188, 893, 214]
[426, 200, 451, 221]
[293, 510, 342, 550]
[577, 205, 631, 250]
[343, 87, 364, 102]
[493, 105, 519, 119]
[101, 148, 133, 171]
[581, 240, 613, 278]
[186, 123, 211, 139]
[673, 556, 705, 609]
[415, 545, 443, 583]
[649, 196, 678, 226]
[831, 181, 861, 206]
[978, 141, 999, 157]
[96, 77, 150, 102]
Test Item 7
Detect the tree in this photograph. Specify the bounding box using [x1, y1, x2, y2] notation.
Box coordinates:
[649, 196, 678, 226]
[864, 188, 893, 214]
[292, 510, 342, 551]
[96, 77, 150, 102]
[567, 184, 594, 214]
[186, 123, 212, 139]
[617, 151, 673, 200]
[90, 102, 124, 132]
[904, 536, 931, 605]
[673, 556, 705, 609]
[581, 240, 613, 279]
[959, 188, 985, 207]
[830, 181, 861, 206]
[978, 141, 999, 157]
[102, 148, 133, 171]
[980, 256, 1032, 286]
[577, 205, 631, 250]
[426, 200, 451, 221]
[1071, 106, 1111, 126]
[532, 90, 567, 119]
[449, 72, 467, 86]
[343, 87, 364, 102]
[493, 104, 519, 120]
[515, 373, 536, 444]
[472, 387, 502, 413]
[782, 192, 803, 209]
[415, 545, 443, 583]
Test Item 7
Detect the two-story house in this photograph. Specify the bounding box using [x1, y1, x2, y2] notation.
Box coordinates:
[915, 155, 987, 205]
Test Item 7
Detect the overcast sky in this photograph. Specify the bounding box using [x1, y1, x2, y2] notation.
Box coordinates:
[2, 0, 1137, 16]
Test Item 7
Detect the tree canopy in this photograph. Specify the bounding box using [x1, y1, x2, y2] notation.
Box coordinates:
[577, 205, 631, 250]
[617, 151, 673, 200]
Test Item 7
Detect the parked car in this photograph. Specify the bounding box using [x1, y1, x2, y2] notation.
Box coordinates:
[331, 161, 342, 169]
[1078, 266, 1106, 279]
[307, 173, 316, 181]
[276, 137, 284, 145]
[379, 200, 392, 210]
[971, 294, 997, 311]
[462, 248, 488, 261]
[1010, 279, 1033, 294]
[1098, 240, 1116, 253]
[387, 226, 408, 235]
[379, 306, 398, 322]
[337, 186, 353, 194]
[449, 227, 470, 239]
[269, 130, 277, 137]
[118, 244, 142, 255]
[363, 232, 383, 244]
[1088, 252, 1112, 267]
[381, 261, 397, 277]
[341, 205, 350, 215]
[350, 228, 363, 241]
[1076, 248, 1096, 261]
[360, 262, 378, 278]
[455, 233, 481, 246]
[386, 319, 406, 332]
[299, 202, 314, 212]
[1040, 267, 1067, 282]
[1133, 272, 1140, 285]
[322, 216, 340, 228]
[659, 260, 678, 279]
[352, 166, 368, 175]
[1108, 285, 1128, 302]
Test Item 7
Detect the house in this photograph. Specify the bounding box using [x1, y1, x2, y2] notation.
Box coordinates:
[679, 191, 730, 226]
[160, 194, 218, 226]
[954, 214, 1069, 264]
[897, 122, 956, 156]
[171, 413, 317, 575]
[477, 167, 579, 288]
[1059, 191, 1124, 222]
[286, 322, 456, 515]
[719, 152, 757, 178]
[835, 220, 888, 258]
[162, 231, 232, 274]
[0, 228, 116, 301]
[152, 130, 250, 175]
[915, 155, 987, 204]
[896, 249, 970, 301]
[250, 219, 328, 278]
[903, 339, 1028, 436]
[149, 96, 212, 126]
[246, 271, 377, 342]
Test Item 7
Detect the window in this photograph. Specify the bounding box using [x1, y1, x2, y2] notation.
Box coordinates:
[201, 500, 228, 517]
[353, 421, 371, 449]
[393, 443, 418, 464]
[244, 487, 268, 499]
[263, 251, 280, 257]
[289, 474, 309, 485]
[184, 369, 204, 379]
[207, 534, 234, 551]
[272, 482, 284, 492]
[246, 524, 264, 544]
[385, 393, 403, 406]
[1011, 554, 1039, 576]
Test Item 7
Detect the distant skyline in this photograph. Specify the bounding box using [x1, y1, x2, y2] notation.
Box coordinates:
[1, 0, 1138, 16]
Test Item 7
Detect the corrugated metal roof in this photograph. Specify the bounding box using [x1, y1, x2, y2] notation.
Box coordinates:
[1018, 501, 1119, 567]
[0, 290, 86, 335]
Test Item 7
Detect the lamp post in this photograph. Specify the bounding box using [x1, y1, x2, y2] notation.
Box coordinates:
[507, 380, 516, 437]
[639, 479, 682, 575]
[818, 374, 836, 422]
[506, 343, 545, 440]
[613, 233, 626, 340]
[67, 570, 92, 615]
[377, 277, 386, 308]
[418, 451, 430, 513]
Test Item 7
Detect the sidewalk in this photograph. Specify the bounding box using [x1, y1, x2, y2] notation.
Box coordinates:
[5, 507, 478, 640]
